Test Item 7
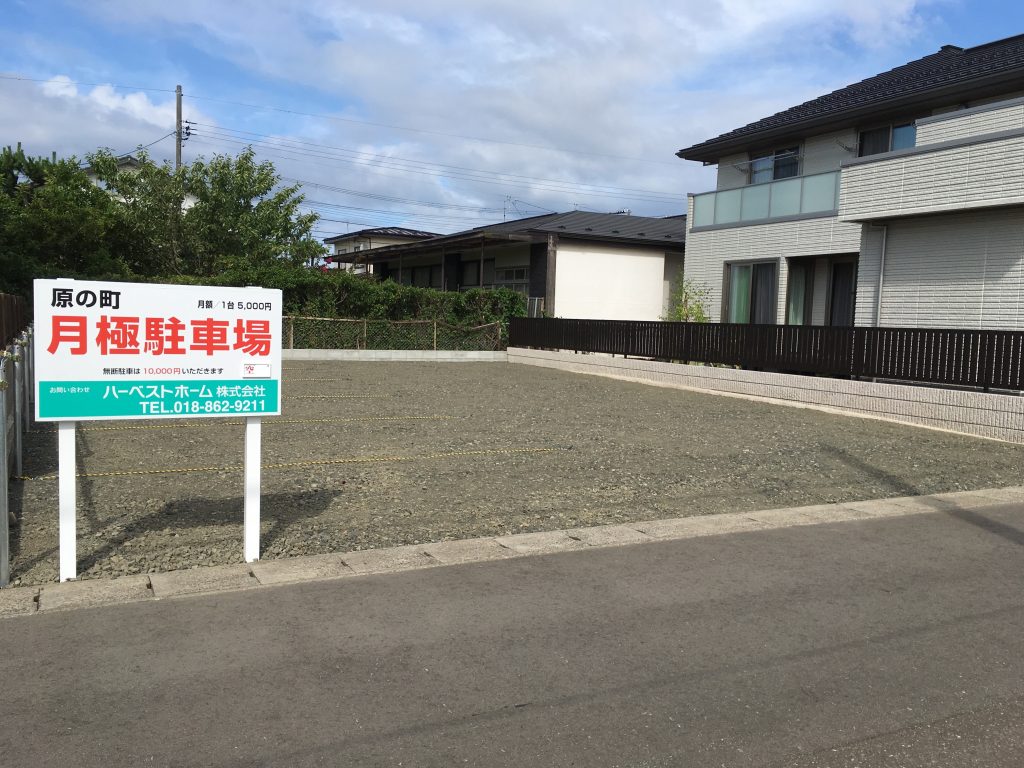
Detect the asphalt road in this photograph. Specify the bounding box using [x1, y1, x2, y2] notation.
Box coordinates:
[3, 503, 1024, 767]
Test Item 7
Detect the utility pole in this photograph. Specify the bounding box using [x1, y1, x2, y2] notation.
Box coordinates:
[175, 84, 183, 170]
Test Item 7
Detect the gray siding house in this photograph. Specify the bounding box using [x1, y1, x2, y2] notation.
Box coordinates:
[678, 34, 1024, 330]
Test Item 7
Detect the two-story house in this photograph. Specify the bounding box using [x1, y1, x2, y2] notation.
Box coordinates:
[678, 34, 1024, 331]
[323, 227, 440, 273]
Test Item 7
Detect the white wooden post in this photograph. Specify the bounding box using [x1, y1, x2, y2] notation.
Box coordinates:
[58, 420, 76, 581]
[243, 416, 261, 562]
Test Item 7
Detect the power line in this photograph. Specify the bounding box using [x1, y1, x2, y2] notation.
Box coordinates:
[187, 133, 680, 205]
[291, 182, 505, 214]
[2, 73, 677, 166]
[182, 95, 678, 166]
[0, 73, 178, 93]
[193, 123, 679, 201]
[191, 123, 679, 201]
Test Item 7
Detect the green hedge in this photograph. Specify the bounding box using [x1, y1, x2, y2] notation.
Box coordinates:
[141, 265, 527, 327]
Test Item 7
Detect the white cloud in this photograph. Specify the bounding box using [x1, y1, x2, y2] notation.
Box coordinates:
[23, 0, 950, 231]
[41, 75, 77, 98]
[0, 77, 217, 165]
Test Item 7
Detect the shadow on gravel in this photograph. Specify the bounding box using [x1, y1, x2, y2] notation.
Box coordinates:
[817, 444, 922, 497]
[823, 444, 1024, 548]
[12, 489, 342, 579]
[73, 489, 344, 574]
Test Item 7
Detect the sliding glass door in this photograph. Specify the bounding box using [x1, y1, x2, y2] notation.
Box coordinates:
[727, 262, 777, 324]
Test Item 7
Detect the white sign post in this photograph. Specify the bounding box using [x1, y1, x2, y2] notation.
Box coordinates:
[33, 278, 283, 581]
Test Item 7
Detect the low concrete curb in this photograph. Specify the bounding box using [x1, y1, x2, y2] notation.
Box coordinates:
[3, 486, 1022, 617]
[283, 350, 507, 362]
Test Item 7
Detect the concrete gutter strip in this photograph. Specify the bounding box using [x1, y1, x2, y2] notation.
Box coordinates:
[2, 486, 1021, 618]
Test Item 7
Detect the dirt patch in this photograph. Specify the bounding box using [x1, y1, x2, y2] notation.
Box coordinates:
[9, 361, 1024, 585]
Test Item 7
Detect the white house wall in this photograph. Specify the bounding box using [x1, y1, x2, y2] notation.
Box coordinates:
[684, 196, 862, 321]
[801, 129, 857, 175]
[840, 132, 1024, 221]
[857, 208, 1024, 330]
[662, 252, 684, 315]
[554, 242, 667, 320]
[716, 153, 748, 190]
[918, 98, 1024, 143]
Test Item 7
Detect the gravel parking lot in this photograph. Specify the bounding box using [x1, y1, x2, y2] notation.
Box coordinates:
[9, 361, 1024, 585]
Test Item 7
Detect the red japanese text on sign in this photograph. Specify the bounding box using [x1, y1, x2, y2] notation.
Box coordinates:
[46, 315, 274, 357]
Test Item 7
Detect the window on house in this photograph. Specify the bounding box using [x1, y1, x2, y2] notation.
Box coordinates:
[828, 261, 857, 326]
[858, 123, 916, 157]
[786, 260, 815, 325]
[495, 265, 530, 294]
[785, 255, 858, 326]
[353, 244, 364, 252]
[460, 259, 495, 289]
[749, 147, 800, 184]
[412, 266, 431, 287]
[726, 262, 777, 324]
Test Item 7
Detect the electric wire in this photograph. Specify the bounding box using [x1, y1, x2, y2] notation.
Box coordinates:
[188, 124, 680, 203]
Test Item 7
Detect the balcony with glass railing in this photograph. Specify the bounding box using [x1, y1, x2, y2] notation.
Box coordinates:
[690, 170, 840, 230]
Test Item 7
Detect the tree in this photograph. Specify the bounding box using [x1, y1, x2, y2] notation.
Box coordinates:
[662, 276, 711, 323]
[1, 144, 324, 296]
[87, 149, 188, 276]
[0, 145, 123, 294]
[180, 148, 323, 277]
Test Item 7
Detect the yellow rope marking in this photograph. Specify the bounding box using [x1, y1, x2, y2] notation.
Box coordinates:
[15, 447, 556, 481]
[75, 416, 455, 433]
[290, 394, 391, 400]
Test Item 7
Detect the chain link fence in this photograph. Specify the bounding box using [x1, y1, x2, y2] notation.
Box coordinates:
[283, 316, 505, 351]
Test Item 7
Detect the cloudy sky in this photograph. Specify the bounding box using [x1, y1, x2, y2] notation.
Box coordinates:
[3, 1, 1024, 239]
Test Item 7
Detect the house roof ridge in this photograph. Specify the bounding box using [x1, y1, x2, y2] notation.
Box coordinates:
[677, 33, 1024, 162]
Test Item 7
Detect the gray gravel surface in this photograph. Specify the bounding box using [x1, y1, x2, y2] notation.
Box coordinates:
[9, 361, 1024, 585]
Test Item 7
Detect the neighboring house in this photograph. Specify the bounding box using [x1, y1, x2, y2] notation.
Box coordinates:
[83, 153, 142, 181]
[359, 211, 686, 320]
[677, 34, 1024, 330]
[323, 227, 439, 273]
[83, 154, 199, 209]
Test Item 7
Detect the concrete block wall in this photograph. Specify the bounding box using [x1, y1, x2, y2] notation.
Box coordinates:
[508, 347, 1024, 444]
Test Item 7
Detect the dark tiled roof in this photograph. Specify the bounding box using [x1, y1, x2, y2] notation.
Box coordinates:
[360, 211, 685, 262]
[323, 227, 439, 244]
[473, 211, 685, 242]
[678, 34, 1024, 161]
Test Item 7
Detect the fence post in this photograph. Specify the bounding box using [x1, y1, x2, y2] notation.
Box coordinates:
[1, 354, 9, 587]
[288, 317, 295, 350]
[20, 331, 30, 433]
[25, 326, 33, 428]
[12, 339, 23, 481]
[362, 319, 368, 350]
[433, 320, 438, 351]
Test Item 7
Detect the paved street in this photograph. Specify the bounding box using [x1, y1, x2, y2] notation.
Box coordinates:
[3, 500, 1024, 767]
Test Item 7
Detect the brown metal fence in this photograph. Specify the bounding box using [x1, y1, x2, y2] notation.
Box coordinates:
[1, 293, 30, 348]
[509, 318, 1024, 391]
